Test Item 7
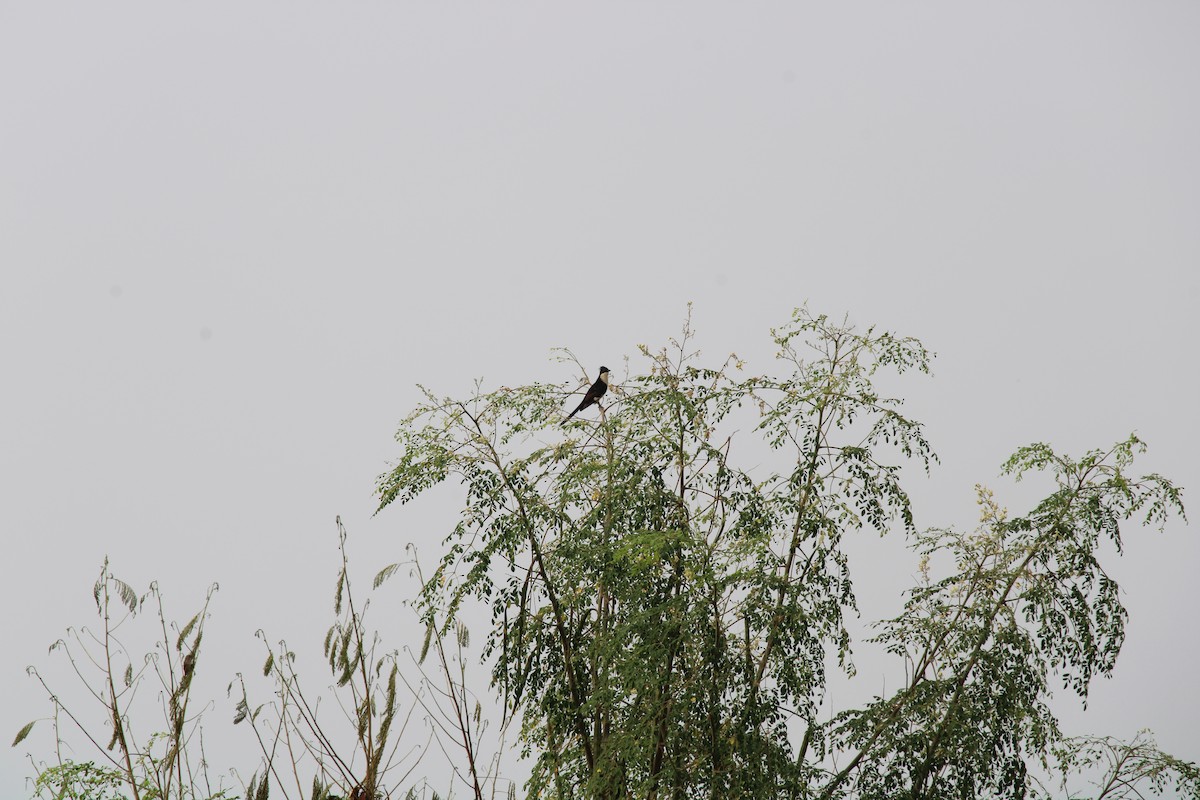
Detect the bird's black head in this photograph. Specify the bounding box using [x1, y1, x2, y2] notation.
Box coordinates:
[598, 366, 610, 375]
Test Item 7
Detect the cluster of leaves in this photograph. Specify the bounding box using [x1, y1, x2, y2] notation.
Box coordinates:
[375, 308, 1192, 799]
[30, 761, 158, 800]
[25, 761, 237, 800]
[377, 310, 937, 797]
[830, 437, 1186, 800]
[1043, 729, 1200, 799]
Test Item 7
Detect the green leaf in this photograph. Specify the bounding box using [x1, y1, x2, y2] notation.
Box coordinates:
[113, 577, 138, 612]
[456, 621, 470, 649]
[373, 563, 400, 589]
[419, 622, 433, 665]
[11, 720, 35, 747]
[334, 569, 345, 616]
[177, 612, 201, 650]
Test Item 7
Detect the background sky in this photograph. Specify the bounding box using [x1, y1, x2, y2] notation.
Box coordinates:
[2, 2, 1197, 797]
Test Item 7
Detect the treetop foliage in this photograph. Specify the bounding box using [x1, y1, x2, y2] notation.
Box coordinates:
[373, 308, 1191, 799]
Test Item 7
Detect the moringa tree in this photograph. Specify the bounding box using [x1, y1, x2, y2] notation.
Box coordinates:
[374, 309, 1194, 800]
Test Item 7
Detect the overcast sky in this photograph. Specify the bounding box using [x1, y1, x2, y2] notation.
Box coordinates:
[2, 2, 1197, 796]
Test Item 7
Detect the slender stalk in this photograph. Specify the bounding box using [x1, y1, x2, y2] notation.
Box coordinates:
[101, 575, 142, 800]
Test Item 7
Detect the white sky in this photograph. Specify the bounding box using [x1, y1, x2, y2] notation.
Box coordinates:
[2, 2, 1197, 796]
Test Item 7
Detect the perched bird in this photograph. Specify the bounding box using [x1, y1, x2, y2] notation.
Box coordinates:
[562, 366, 610, 425]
